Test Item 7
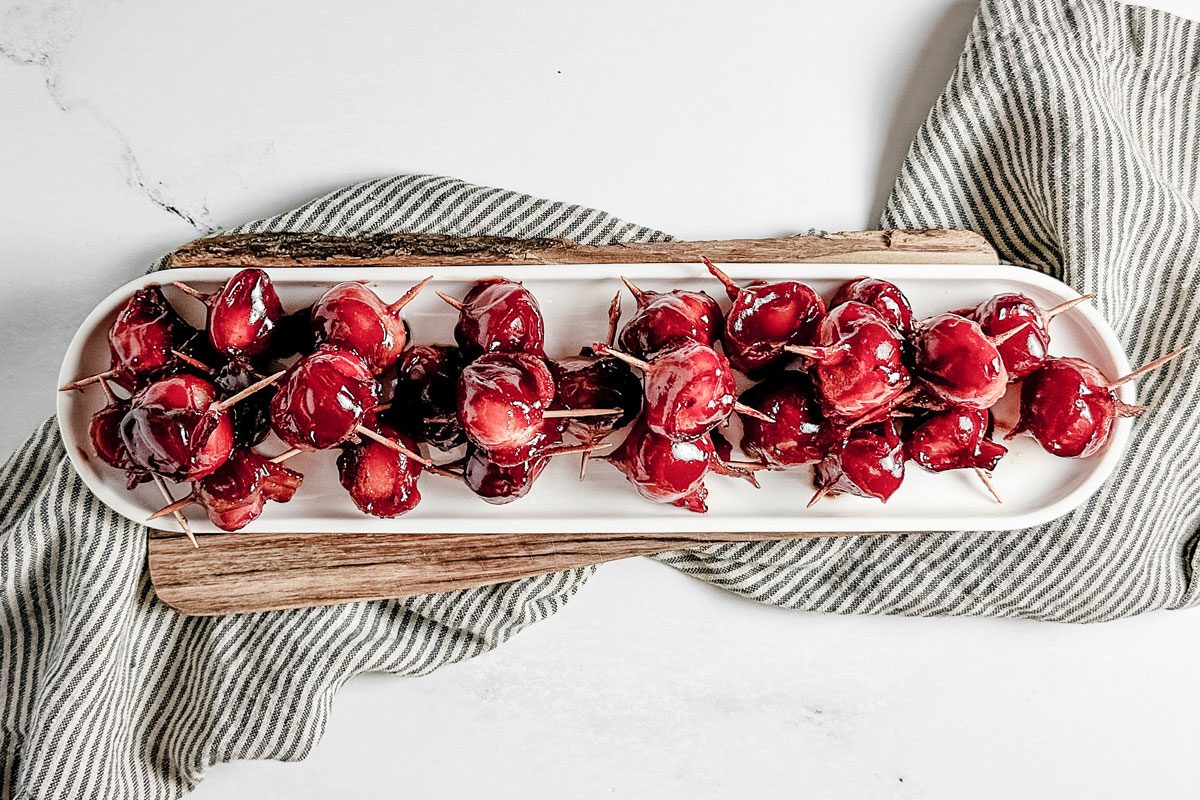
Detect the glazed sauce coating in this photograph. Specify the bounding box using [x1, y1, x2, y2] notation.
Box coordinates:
[390, 345, 467, 450]
[737, 371, 830, 468]
[973, 293, 1050, 380]
[108, 286, 186, 390]
[815, 419, 905, 502]
[641, 341, 736, 442]
[463, 448, 550, 505]
[457, 352, 555, 452]
[912, 313, 1008, 409]
[196, 449, 302, 531]
[808, 302, 910, 420]
[550, 353, 643, 438]
[120, 374, 234, 481]
[311, 282, 408, 374]
[1012, 357, 1116, 458]
[618, 289, 722, 359]
[207, 268, 284, 358]
[605, 418, 713, 513]
[337, 424, 423, 517]
[269, 347, 379, 450]
[905, 408, 1007, 472]
[722, 281, 826, 373]
[830, 277, 914, 334]
[454, 279, 545, 357]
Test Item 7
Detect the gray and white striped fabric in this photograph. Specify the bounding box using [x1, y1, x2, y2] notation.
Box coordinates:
[0, 178, 662, 799]
[3, 0, 1199, 797]
[659, 0, 1200, 622]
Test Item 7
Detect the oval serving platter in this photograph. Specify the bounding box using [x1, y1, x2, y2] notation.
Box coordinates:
[57, 263, 1134, 535]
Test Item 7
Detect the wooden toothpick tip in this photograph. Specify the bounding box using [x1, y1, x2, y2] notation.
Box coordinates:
[807, 484, 833, 508]
[389, 275, 433, 312]
[1109, 345, 1191, 388]
[149, 477, 197, 547]
[171, 349, 213, 374]
[989, 321, 1033, 347]
[619, 275, 646, 301]
[605, 291, 623, 347]
[1044, 293, 1096, 320]
[974, 468, 1002, 504]
[436, 291, 465, 310]
[269, 447, 304, 464]
[734, 402, 775, 423]
[701, 256, 740, 299]
[59, 368, 120, 392]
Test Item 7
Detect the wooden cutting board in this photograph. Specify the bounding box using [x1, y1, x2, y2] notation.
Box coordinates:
[148, 228, 998, 615]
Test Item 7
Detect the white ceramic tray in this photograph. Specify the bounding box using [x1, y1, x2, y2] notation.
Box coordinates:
[58, 263, 1135, 535]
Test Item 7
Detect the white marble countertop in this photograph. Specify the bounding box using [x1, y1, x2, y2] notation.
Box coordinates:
[4, 1, 1199, 796]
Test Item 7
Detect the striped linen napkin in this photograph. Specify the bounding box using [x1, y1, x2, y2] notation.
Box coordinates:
[3, 0, 1198, 797]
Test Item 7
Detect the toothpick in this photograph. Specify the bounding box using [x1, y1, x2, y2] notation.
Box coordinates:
[354, 425, 433, 466]
[1043, 293, 1096, 319]
[807, 484, 833, 508]
[701, 256, 740, 301]
[734, 402, 775, 423]
[171, 349, 212, 374]
[974, 468, 1002, 504]
[59, 368, 120, 392]
[436, 291, 465, 310]
[605, 292, 623, 347]
[388, 275, 433, 312]
[171, 281, 209, 301]
[619, 276, 646, 302]
[1109, 345, 1191, 388]
[149, 478, 197, 547]
[542, 408, 623, 419]
[209, 370, 286, 413]
[591, 343, 649, 371]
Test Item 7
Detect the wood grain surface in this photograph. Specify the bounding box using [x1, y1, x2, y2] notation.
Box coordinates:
[166, 228, 997, 269]
[149, 228, 998, 616]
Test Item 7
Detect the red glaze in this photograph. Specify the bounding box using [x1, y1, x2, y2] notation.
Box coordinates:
[737, 372, 831, 468]
[195, 449, 302, 531]
[120, 374, 234, 481]
[389, 345, 466, 450]
[830, 277, 914, 334]
[806, 302, 910, 420]
[312, 282, 410, 374]
[815, 419, 905, 502]
[618, 288, 722, 359]
[453, 278, 545, 357]
[457, 353, 555, 452]
[214, 358, 274, 448]
[911, 314, 1008, 409]
[205, 269, 284, 358]
[463, 447, 550, 505]
[90, 398, 149, 487]
[269, 347, 379, 450]
[108, 286, 187, 391]
[1010, 357, 1133, 458]
[972, 293, 1050, 380]
[604, 418, 714, 513]
[905, 408, 1007, 472]
[720, 280, 825, 374]
[549, 353, 643, 439]
[337, 423, 423, 517]
[640, 341, 736, 442]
